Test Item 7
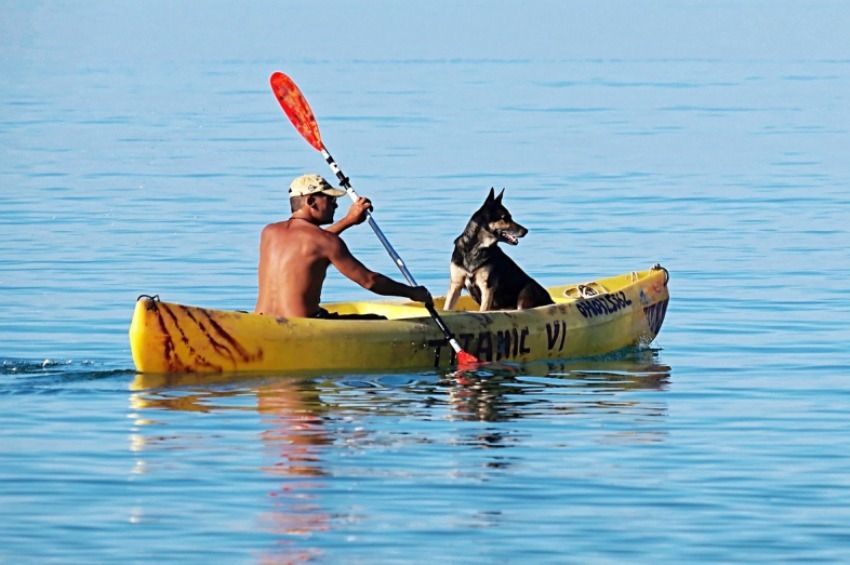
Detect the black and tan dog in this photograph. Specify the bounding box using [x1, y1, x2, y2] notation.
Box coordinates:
[444, 188, 554, 311]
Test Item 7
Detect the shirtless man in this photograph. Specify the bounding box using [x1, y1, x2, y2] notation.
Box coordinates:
[255, 174, 432, 318]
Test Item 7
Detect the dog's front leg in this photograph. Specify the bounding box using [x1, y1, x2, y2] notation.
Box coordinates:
[444, 263, 467, 310]
[470, 269, 494, 311]
[478, 286, 495, 311]
[444, 282, 463, 310]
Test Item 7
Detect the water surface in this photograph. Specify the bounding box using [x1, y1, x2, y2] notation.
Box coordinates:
[2, 3, 850, 563]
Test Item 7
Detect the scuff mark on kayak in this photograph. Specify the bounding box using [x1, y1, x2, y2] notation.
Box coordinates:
[183, 308, 239, 368]
[199, 308, 264, 364]
[149, 301, 188, 372]
[643, 298, 669, 338]
[469, 312, 495, 327]
[163, 304, 192, 348]
[159, 304, 223, 372]
[169, 305, 224, 372]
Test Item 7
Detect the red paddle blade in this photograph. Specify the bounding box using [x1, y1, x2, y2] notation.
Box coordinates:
[270, 71, 324, 152]
[455, 350, 480, 367]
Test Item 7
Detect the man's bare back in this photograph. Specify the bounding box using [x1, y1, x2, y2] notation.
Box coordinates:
[255, 219, 333, 317]
[254, 174, 431, 318]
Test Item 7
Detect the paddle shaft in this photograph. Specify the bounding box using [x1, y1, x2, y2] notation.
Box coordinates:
[320, 148, 467, 354]
[269, 71, 476, 363]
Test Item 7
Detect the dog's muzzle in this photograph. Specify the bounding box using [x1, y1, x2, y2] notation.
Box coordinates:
[497, 230, 523, 245]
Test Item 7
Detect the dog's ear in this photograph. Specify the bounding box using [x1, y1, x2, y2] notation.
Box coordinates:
[485, 187, 496, 204]
[495, 188, 505, 204]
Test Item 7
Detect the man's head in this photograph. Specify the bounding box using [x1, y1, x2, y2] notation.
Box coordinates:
[289, 174, 346, 222]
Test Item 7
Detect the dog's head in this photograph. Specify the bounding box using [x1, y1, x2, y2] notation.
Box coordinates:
[471, 187, 528, 246]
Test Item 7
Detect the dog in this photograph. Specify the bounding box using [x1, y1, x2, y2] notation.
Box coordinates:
[444, 188, 554, 311]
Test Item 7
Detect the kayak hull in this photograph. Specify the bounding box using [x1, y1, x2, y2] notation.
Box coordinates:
[129, 266, 669, 374]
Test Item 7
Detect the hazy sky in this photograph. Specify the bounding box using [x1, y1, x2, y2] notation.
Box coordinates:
[3, 0, 849, 70]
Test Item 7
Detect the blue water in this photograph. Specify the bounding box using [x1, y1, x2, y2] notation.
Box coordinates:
[3, 3, 850, 563]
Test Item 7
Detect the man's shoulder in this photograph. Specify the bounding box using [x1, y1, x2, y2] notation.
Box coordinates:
[262, 219, 340, 243]
[262, 219, 289, 230]
[261, 220, 287, 238]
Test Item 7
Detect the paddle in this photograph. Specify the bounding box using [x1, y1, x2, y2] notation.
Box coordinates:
[269, 71, 479, 366]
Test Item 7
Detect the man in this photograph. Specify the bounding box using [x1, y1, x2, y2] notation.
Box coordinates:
[255, 174, 432, 318]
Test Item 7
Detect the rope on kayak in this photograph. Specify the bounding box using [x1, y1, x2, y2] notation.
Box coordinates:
[579, 284, 599, 298]
[136, 294, 160, 302]
[652, 264, 670, 286]
[563, 283, 608, 299]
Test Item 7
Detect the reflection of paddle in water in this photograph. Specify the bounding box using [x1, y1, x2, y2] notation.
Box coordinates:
[445, 348, 671, 425]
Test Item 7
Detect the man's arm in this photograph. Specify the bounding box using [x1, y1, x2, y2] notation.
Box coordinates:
[326, 235, 432, 304]
[326, 196, 373, 235]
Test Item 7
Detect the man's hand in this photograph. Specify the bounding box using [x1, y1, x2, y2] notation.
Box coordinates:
[408, 285, 433, 305]
[327, 197, 373, 234]
[344, 197, 373, 226]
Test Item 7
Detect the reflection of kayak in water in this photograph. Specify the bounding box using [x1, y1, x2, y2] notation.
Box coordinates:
[129, 265, 669, 374]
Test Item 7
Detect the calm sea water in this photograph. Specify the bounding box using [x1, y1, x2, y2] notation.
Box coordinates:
[3, 4, 850, 563]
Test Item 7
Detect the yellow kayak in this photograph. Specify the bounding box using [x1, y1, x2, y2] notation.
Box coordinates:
[129, 265, 669, 374]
